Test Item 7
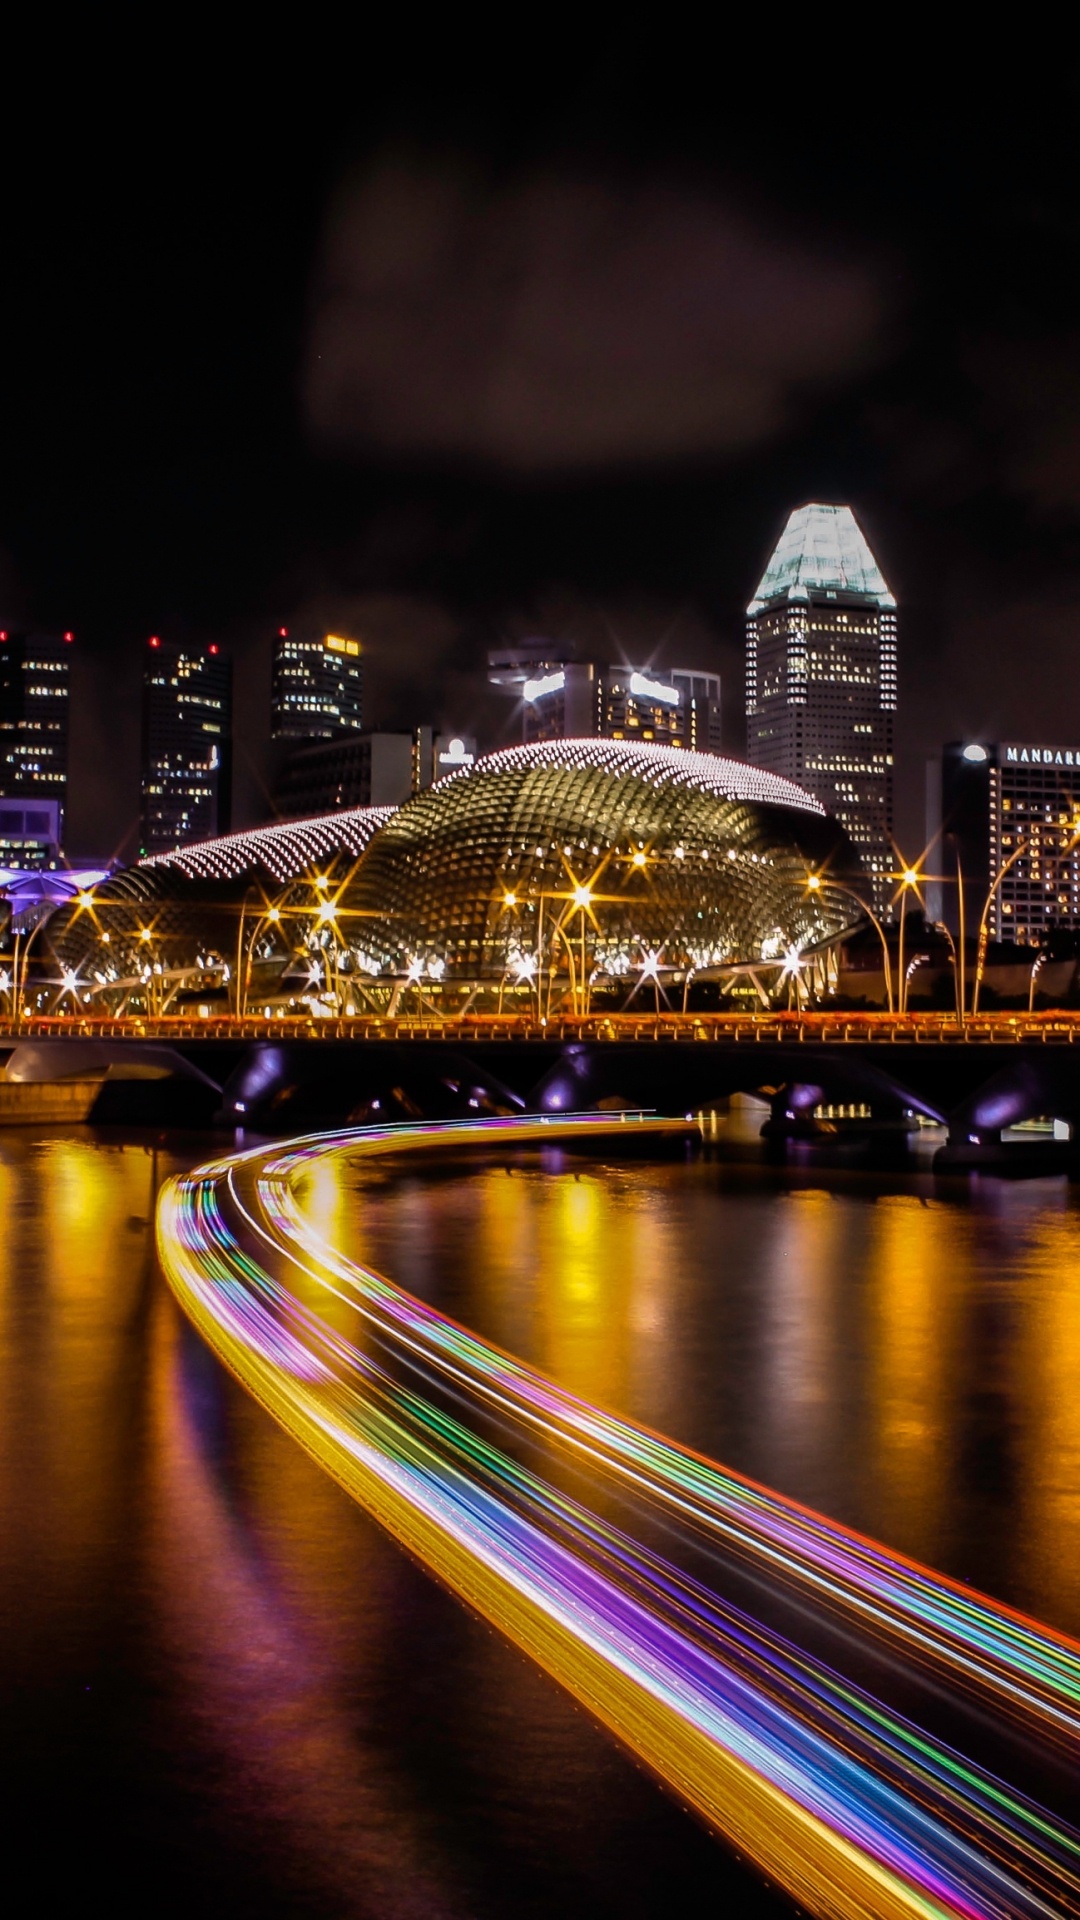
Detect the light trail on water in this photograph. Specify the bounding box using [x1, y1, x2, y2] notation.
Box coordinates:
[157, 1114, 1080, 1920]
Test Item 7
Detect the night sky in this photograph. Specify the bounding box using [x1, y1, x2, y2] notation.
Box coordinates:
[5, 46, 1080, 860]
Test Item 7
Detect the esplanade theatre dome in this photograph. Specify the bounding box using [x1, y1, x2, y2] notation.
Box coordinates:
[334, 739, 859, 985]
[43, 740, 861, 1013]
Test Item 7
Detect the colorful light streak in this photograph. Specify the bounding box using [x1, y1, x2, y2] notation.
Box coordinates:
[157, 1114, 1080, 1920]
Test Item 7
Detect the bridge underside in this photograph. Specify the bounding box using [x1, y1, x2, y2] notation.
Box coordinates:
[6, 1030, 1080, 1159]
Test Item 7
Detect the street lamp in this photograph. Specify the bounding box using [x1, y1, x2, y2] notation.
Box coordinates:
[239, 900, 288, 1018]
[893, 862, 923, 1015]
[571, 884, 593, 1015]
[1029, 949, 1049, 1014]
[972, 839, 1030, 1015]
[806, 873, 895, 1014]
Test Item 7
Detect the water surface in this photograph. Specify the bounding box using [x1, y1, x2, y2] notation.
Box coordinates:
[2, 1129, 1078, 1916]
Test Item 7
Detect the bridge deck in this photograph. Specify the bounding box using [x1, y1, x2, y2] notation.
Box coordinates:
[3, 1011, 1080, 1045]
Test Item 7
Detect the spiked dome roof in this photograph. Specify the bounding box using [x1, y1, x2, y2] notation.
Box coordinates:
[337, 737, 861, 980]
[747, 504, 895, 614]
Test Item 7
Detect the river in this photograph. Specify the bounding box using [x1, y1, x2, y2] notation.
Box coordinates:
[2, 1127, 1078, 1917]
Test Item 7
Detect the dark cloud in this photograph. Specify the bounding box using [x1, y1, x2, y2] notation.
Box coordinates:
[9, 64, 1080, 860]
[964, 336, 1080, 521]
[305, 155, 890, 472]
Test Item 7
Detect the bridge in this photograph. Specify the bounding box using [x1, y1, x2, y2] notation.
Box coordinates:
[5, 1009, 1080, 1163]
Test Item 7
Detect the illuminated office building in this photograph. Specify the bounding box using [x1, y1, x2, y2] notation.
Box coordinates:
[488, 643, 721, 753]
[271, 628, 362, 739]
[940, 739, 1080, 943]
[140, 639, 232, 855]
[746, 504, 896, 908]
[274, 729, 478, 817]
[0, 629, 73, 846]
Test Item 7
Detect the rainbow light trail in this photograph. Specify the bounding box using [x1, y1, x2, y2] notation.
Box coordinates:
[157, 1114, 1080, 1920]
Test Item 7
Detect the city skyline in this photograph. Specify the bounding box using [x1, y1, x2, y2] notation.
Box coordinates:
[5, 53, 1080, 866]
[4, 56, 1080, 1920]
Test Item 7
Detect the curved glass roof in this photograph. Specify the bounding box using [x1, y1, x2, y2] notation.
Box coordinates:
[341, 736, 857, 981]
[440, 739, 826, 813]
[747, 504, 896, 614]
[140, 806, 393, 885]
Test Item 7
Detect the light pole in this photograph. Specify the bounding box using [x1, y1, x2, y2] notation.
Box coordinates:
[234, 889, 258, 1019]
[972, 839, 1030, 1015]
[12, 915, 53, 1029]
[932, 921, 963, 1024]
[241, 904, 283, 1018]
[1028, 949, 1049, 1013]
[951, 838, 967, 1026]
[894, 866, 921, 1014]
[806, 874, 895, 1014]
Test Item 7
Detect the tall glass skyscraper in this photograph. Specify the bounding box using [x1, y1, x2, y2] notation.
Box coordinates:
[271, 628, 362, 739]
[140, 640, 232, 855]
[746, 504, 897, 909]
[0, 629, 72, 852]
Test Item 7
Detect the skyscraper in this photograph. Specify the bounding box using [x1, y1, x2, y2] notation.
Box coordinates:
[271, 628, 362, 739]
[746, 505, 896, 907]
[488, 643, 721, 754]
[140, 639, 232, 855]
[938, 738, 1080, 944]
[0, 629, 73, 849]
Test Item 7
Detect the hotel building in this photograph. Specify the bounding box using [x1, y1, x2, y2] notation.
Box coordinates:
[488, 644, 722, 755]
[939, 740, 1080, 942]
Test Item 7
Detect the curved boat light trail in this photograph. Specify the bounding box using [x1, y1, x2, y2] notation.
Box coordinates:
[157, 1114, 1080, 1920]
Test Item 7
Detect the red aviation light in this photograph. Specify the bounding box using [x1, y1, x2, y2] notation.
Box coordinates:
[63, 630, 74, 643]
[208, 643, 219, 655]
[279, 627, 288, 637]
[0, 632, 7, 643]
[149, 635, 160, 648]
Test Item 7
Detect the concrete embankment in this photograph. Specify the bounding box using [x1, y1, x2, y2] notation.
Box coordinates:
[0, 1040, 222, 1126]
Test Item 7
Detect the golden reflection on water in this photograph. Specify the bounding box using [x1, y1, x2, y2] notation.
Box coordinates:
[1013, 1206, 1080, 1623]
[866, 1194, 957, 1568]
[4, 1129, 1080, 1913]
[337, 1151, 1080, 1637]
[142, 1254, 463, 1920]
[757, 1189, 847, 1496]
[0, 1139, 157, 1620]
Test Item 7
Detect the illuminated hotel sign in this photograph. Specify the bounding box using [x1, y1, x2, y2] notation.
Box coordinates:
[437, 737, 474, 770]
[1004, 744, 1080, 766]
[629, 670, 679, 707]
[522, 670, 566, 703]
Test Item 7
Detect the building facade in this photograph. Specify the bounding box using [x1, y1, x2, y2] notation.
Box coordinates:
[274, 731, 413, 815]
[140, 640, 232, 855]
[939, 739, 1080, 943]
[0, 798, 62, 869]
[412, 729, 478, 791]
[0, 630, 72, 847]
[274, 729, 478, 817]
[746, 504, 896, 909]
[488, 643, 721, 754]
[271, 628, 362, 739]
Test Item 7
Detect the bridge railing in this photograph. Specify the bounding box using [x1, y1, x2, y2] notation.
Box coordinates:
[2, 1010, 1080, 1044]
